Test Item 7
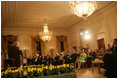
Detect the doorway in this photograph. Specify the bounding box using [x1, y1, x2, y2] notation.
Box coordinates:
[97, 38, 105, 49]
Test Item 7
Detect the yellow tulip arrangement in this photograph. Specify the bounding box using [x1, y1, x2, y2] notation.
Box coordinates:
[1, 64, 75, 78]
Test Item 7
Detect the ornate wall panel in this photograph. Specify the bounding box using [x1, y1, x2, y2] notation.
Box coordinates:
[56, 36, 68, 53]
[2, 35, 18, 51]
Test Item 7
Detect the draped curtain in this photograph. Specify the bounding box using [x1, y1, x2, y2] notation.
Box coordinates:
[56, 36, 68, 53]
[31, 35, 45, 57]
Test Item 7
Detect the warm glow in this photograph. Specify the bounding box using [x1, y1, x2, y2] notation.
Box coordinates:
[85, 34, 91, 40]
[85, 31, 88, 34]
[80, 32, 83, 35]
[70, 1, 97, 19]
[39, 23, 53, 42]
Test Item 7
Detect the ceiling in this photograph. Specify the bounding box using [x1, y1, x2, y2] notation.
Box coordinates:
[1, 1, 113, 30]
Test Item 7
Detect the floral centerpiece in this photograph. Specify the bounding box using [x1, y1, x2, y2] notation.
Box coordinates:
[1, 64, 75, 78]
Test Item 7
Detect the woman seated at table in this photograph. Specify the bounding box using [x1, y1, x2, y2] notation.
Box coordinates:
[77, 49, 87, 69]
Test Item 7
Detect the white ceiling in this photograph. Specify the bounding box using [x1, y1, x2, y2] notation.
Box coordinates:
[1, 1, 113, 30]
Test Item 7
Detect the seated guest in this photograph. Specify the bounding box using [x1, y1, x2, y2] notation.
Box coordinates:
[75, 51, 80, 58]
[67, 51, 72, 64]
[23, 57, 27, 66]
[86, 49, 93, 68]
[38, 55, 43, 65]
[27, 56, 33, 65]
[34, 56, 38, 65]
[27, 56, 30, 65]
[90, 49, 97, 61]
[63, 51, 69, 64]
[41, 54, 47, 66]
[71, 49, 79, 63]
[77, 49, 87, 69]
[63, 50, 71, 64]
[59, 53, 63, 65]
[99, 48, 105, 53]
[53, 53, 59, 66]
[31, 56, 36, 65]
[8, 41, 23, 68]
[49, 55, 53, 65]
[47, 54, 50, 65]
[70, 50, 75, 63]
[63, 51, 67, 63]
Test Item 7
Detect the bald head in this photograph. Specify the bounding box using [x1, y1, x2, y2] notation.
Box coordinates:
[108, 43, 113, 49]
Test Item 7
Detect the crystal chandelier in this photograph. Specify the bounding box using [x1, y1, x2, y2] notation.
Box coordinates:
[70, 1, 97, 19]
[39, 19, 53, 42]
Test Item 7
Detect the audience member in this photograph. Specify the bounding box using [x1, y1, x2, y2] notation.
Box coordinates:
[77, 49, 87, 69]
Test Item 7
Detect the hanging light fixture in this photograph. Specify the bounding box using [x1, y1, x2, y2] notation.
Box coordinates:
[39, 19, 53, 42]
[70, 1, 97, 19]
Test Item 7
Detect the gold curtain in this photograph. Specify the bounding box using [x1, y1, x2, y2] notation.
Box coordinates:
[56, 36, 68, 53]
[31, 35, 45, 57]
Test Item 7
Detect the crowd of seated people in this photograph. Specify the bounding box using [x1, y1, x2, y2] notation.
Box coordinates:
[26, 49, 80, 66]
[25, 48, 98, 69]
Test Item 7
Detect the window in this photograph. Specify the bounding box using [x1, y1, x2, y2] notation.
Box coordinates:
[97, 38, 105, 49]
[60, 41, 64, 52]
[36, 41, 41, 56]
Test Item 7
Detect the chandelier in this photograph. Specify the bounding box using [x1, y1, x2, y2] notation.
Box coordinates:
[39, 19, 53, 42]
[70, 1, 97, 19]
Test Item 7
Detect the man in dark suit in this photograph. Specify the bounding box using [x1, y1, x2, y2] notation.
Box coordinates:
[103, 43, 113, 77]
[110, 38, 117, 78]
[37, 55, 42, 65]
[90, 49, 96, 61]
[41, 54, 47, 65]
[63, 52, 68, 64]
[71, 49, 79, 63]
[53, 53, 59, 66]
[9, 41, 23, 67]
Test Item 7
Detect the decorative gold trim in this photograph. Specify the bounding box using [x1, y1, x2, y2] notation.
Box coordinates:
[2, 35, 18, 51]
[56, 36, 68, 53]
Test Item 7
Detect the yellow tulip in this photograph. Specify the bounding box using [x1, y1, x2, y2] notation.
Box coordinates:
[67, 64, 69, 67]
[4, 72, 7, 75]
[37, 68, 40, 71]
[34, 68, 37, 71]
[12, 70, 15, 73]
[58, 66, 60, 68]
[41, 64, 44, 66]
[19, 70, 21, 74]
[50, 67, 52, 70]
[1, 72, 3, 76]
[24, 66, 26, 68]
[45, 66, 48, 69]
[15, 69, 19, 72]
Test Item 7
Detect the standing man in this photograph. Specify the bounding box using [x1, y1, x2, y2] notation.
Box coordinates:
[111, 38, 117, 78]
[9, 41, 23, 67]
